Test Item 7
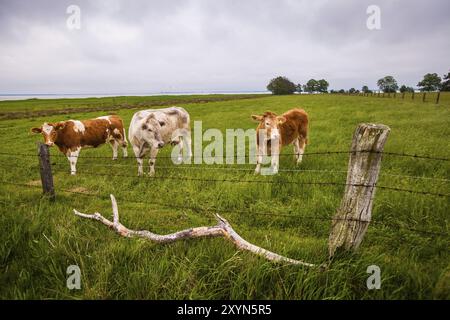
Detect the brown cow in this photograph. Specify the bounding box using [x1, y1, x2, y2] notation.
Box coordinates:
[31, 115, 128, 175]
[251, 108, 308, 174]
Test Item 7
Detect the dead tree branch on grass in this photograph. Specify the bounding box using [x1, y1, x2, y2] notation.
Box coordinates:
[73, 194, 315, 267]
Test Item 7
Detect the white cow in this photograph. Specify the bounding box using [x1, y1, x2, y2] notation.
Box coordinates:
[128, 106, 192, 176]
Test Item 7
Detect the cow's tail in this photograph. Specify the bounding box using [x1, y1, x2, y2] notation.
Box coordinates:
[303, 112, 309, 145]
[299, 120, 309, 145]
[121, 126, 128, 147]
[305, 125, 309, 145]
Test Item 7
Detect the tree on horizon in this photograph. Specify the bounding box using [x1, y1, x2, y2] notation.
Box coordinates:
[377, 76, 399, 93]
[417, 73, 442, 92]
[266, 76, 296, 95]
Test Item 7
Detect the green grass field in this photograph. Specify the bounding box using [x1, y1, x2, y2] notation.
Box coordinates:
[0, 94, 265, 119]
[0, 94, 449, 299]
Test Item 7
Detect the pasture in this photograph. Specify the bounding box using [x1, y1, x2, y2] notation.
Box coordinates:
[0, 93, 449, 299]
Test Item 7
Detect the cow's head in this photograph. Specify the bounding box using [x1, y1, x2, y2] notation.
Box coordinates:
[141, 114, 165, 149]
[251, 111, 286, 141]
[31, 122, 65, 146]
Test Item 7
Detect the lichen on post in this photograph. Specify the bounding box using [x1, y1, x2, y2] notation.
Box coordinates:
[328, 123, 390, 258]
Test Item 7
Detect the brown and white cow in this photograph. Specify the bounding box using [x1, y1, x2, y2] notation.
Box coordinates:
[31, 115, 128, 175]
[251, 108, 308, 174]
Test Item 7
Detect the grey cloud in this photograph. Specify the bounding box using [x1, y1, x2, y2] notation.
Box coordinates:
[0, 0, 449, 93]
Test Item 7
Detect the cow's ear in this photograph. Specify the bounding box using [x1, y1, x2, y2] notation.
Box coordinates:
[54, 122, 66, 130]
[277, 116, 287, 124]
[31, 127, 42, 134]
[251, 115, 263, 122]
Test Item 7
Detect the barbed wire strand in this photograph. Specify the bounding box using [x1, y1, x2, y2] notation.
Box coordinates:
[48, 162, 450, 182]
[1, 161, 448, 186]
[47, 168, 450, 198]
[2, 180, 448, 238]
[0, 149, 448, 161]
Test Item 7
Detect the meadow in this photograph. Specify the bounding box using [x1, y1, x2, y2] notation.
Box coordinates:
[0, 94, 264, 120]
[0, 93, 449, 299]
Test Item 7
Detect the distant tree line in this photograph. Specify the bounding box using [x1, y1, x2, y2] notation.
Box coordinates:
[266, 69, 450, 95]
[266, 76, 329, 95]
[373, 71, 449, 93]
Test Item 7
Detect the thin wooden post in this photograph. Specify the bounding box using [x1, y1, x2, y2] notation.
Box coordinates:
[436, 91, 441, 104]
[328, 123, 390, 258]
[37, 142, 55, 200]
[412, 91, 415, 100]
[423, 92, 426, 102]
[402, 92, 405, 99]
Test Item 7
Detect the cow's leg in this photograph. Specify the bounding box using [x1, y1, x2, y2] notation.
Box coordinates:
[132, 144, 144, 176]
[297, 136, 306, 164]
[67, 147, 80, 175]
[121, 128, 128, 158]
[148, 147, 159, 176]
[112, 138, 127, 159]
[177, 138, 184, 163]
[121, 143, 128, 158]
[110, 140, 119, 160]
[254, 143, 263, 174]
[293, 139, 300, 162]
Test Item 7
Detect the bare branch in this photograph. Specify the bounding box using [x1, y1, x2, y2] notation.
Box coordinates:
[74, 195, 315, 267]
[215, 214, 314, 266]
[73, 210, 113, 227]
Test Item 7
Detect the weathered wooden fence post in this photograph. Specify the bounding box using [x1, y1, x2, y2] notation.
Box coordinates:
[37, 142, 55, 200]
[422, 92, 426, 102]
[328, 123, 390, 258]
[436, 91, 440, 104]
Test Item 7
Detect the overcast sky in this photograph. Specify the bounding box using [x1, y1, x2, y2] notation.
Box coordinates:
[0, 0, 449, 94]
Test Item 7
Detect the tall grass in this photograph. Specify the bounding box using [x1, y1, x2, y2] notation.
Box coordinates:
[0, 94, 448, 299]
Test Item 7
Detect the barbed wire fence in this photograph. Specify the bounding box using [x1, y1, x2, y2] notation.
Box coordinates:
[339, 90, 449, 105]
[2, 180, 448, 240]
[1, 151, 448, 192]
[1, 151, 448, 207]
[0, 124, 449, 259]
[1, 149, 449, 161]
